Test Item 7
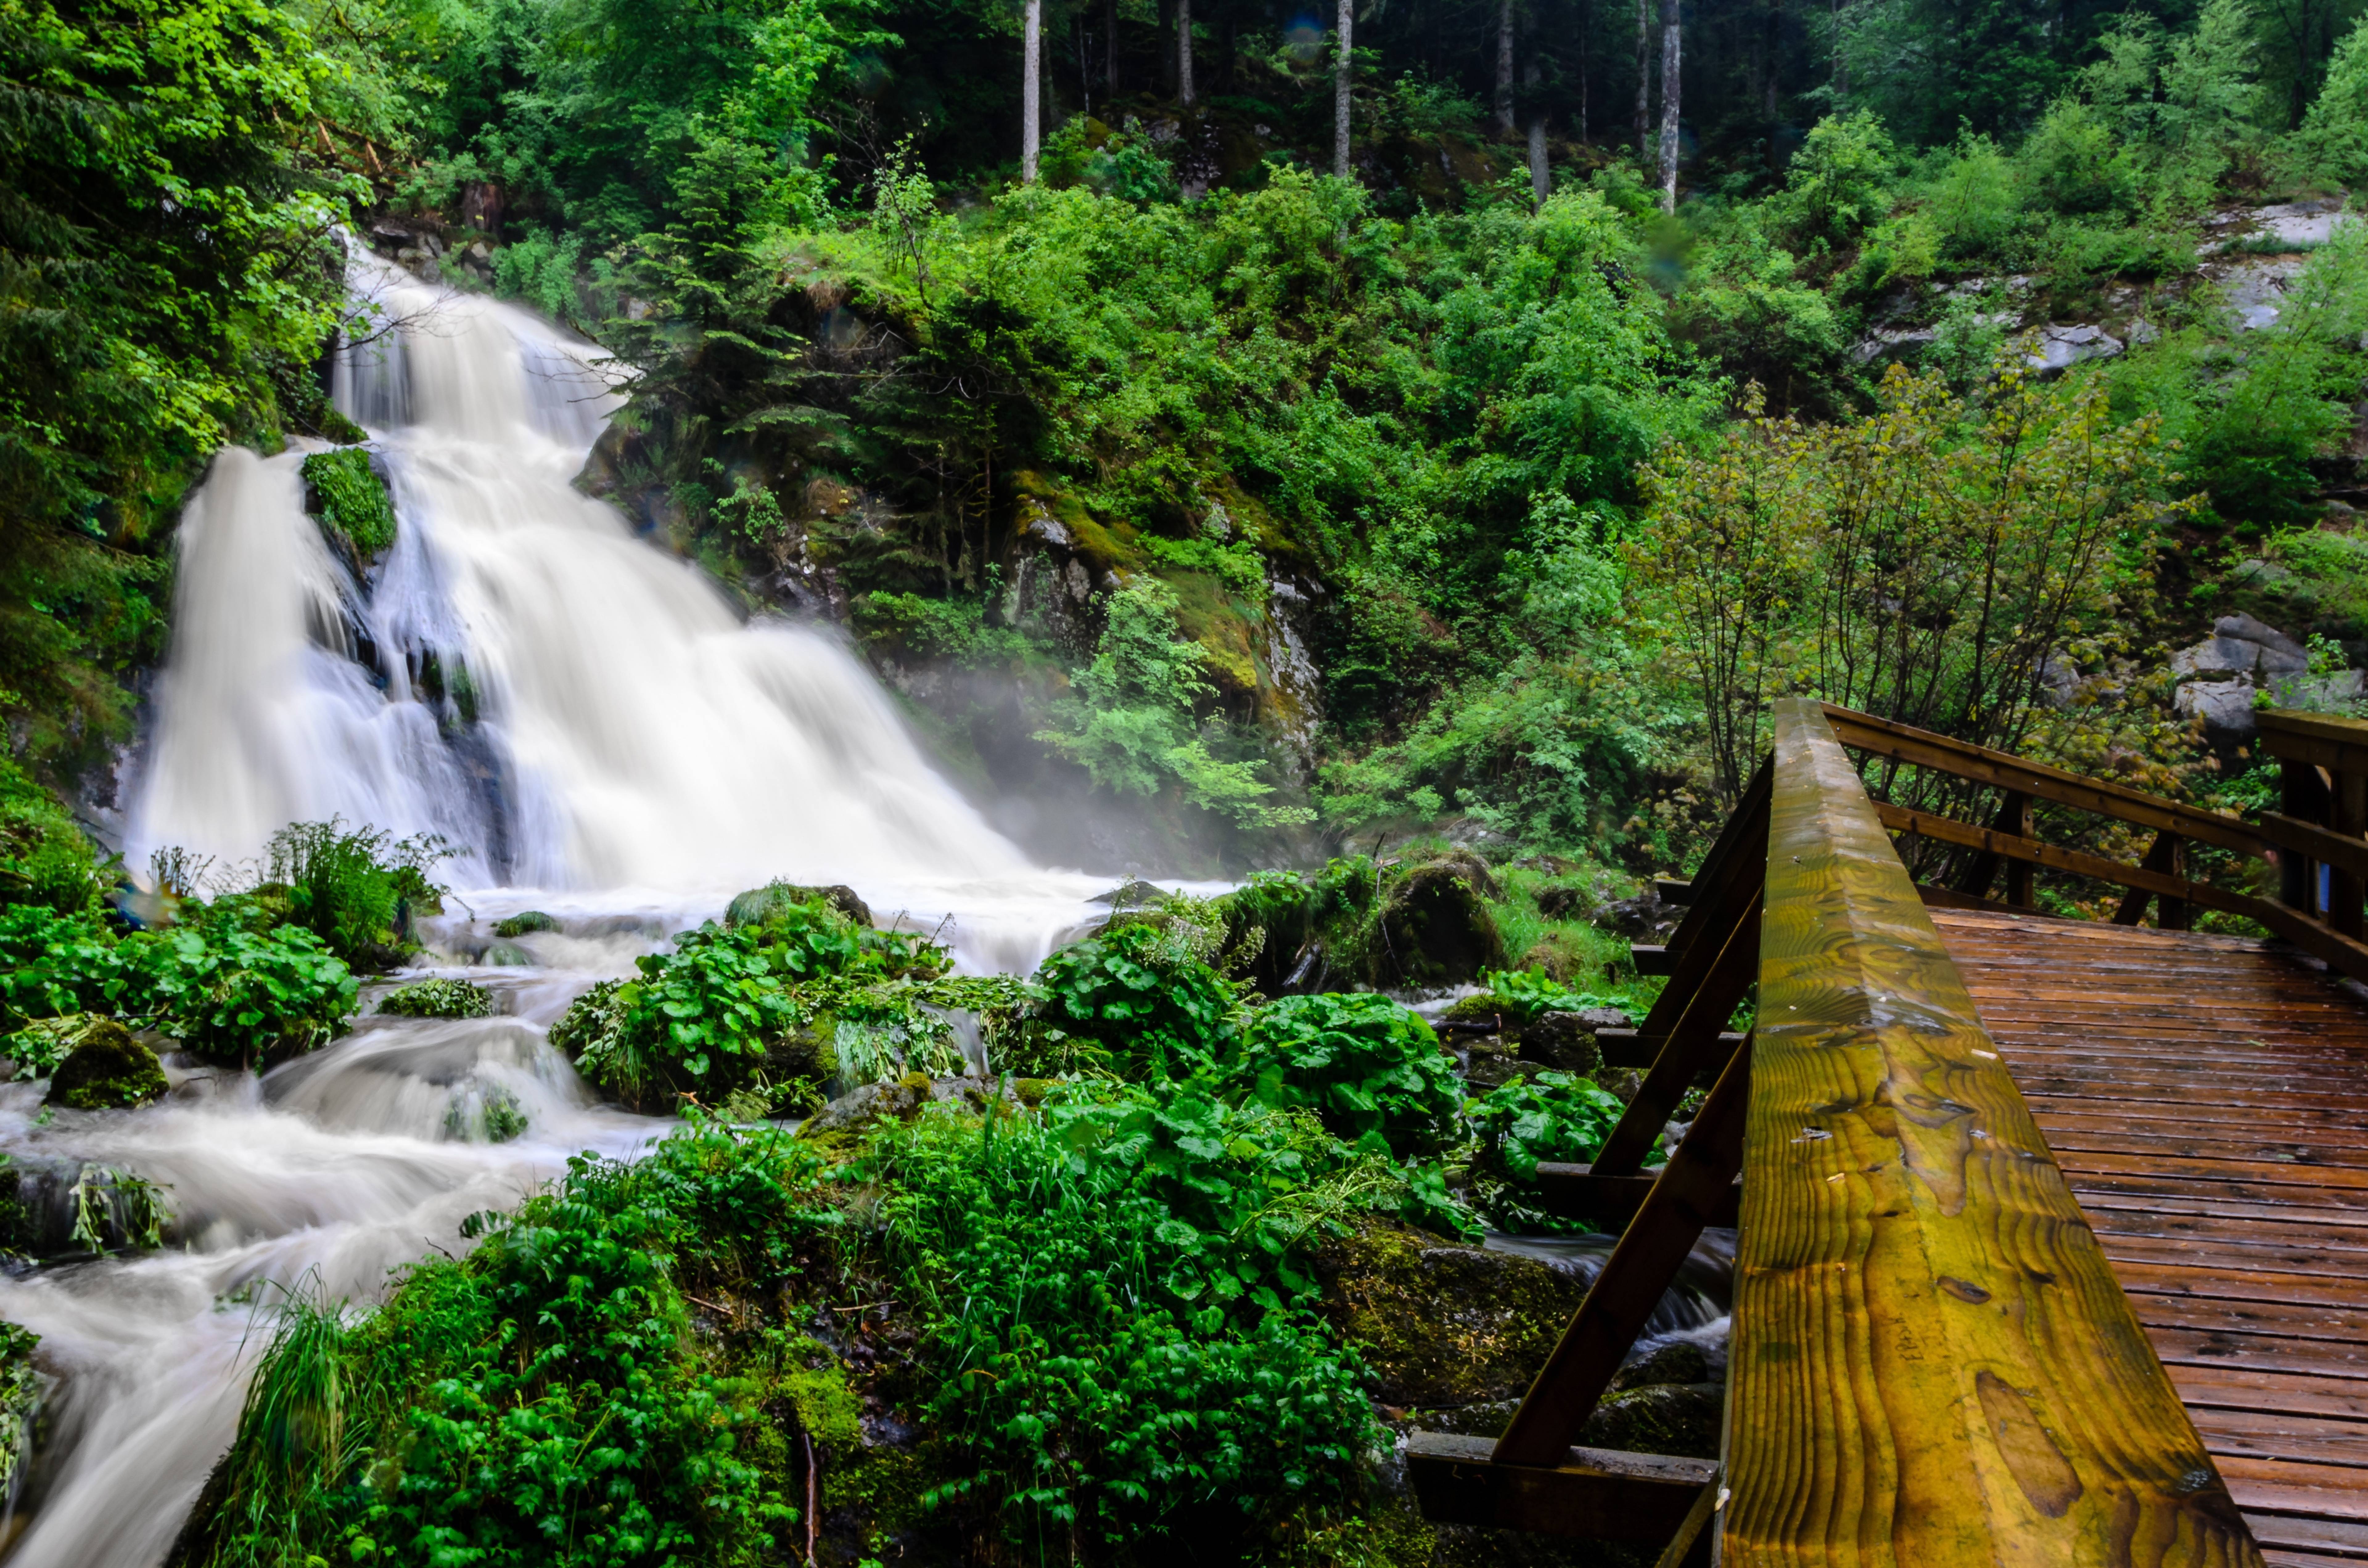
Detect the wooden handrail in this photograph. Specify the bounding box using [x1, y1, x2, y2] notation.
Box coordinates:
[1727, 699, 2258, 1566]
[1819, 703, 2273, 858]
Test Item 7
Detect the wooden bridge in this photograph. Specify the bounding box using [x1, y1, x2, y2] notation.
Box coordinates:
[1409, 699, 2368, 1566]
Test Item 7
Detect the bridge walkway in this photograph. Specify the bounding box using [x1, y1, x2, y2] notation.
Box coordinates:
[1936, 908, 2368, 1566]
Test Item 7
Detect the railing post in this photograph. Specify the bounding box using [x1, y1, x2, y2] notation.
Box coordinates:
[2333, 768, 2366, 939]
[2279, 755, 2329, 915]
[1999, 789, 2033, 905]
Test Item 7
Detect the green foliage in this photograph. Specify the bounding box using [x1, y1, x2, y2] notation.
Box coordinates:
[865, 1096, 1381, 1554]
[1777, 111, 1900, 247]
[490, 910, 558, 939]
[131, 924, 359, 1065]
[375, 978, 495, 1018]
[1224, 993, 1462, 1158]
[191, 1122, 838, 1568]
[2289, 14, 2368, 183]
[1466, 1070, 1638, 1231]
[1474, 966, 1617, 1024]
[1036, 580, 1308, 829]
[299, 448, 396, 561]
[0, 762, 108, 915]
[0, 0, 350, 774]
[1018, 920, 1239, 1079]
[850, 592, 1031, 668]
[261, 820, 450, 968]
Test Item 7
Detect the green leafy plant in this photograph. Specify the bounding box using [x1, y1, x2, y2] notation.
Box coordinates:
[130, 925, 359, 1066]
[1223, 993, 1462, 1157]
[260, 820, 451, 968]
[299, 447, 395, 560]
[1474, 965, 1620, 1024]
[375, 978, 494, 1018]
[1017, 921, 1239, 1079]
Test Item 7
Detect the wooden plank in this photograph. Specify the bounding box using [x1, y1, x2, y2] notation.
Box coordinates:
[1531, 1162, 1743, 1230]
[2151, 1327, 2368, 1383]
[1596, 1027, 1748, 1070]
[1632, 944, 1673, 975]
[1493, 1046, 1752, 1467]
[1824, 704, 2273, 858]
[2218, 1458, 2368, 1525]
[1724, 698, 2259, 1567]
[2108, 1259, 2368, 1312]
[2262, 813, 2368, 888]
[2189, 1408, 2368, 1470]
[2246, 1512, 2368, 1561]
[1404, 1431, 1714, 1540]
[2174, 1366, 2368, 1422]
[2127, 1292, 2368, 1346]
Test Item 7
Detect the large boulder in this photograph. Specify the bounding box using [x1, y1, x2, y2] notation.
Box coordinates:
[1376, 853, 1507, 990]
[46, 1020, 168, 1111]
[1313, 1220, 1587, 1408]
[726, 880, 873, 929]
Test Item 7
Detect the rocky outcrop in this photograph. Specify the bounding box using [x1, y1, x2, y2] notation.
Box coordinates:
[44, 1019, 168, 1111]
[2171, 612, 2362, 747]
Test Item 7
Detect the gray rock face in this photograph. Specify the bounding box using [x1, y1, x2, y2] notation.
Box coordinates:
[2169, 613, 2357, 745]
[2175, 678, 2259, 739]
[2027, 323, 2124, 374]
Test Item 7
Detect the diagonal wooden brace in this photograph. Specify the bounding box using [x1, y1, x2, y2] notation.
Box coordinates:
[1491, 1039, 1753, 1469]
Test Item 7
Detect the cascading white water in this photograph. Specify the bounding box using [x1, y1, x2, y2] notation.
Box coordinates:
[0, 256, 1124, 1566]
[129, 254, 1107, 969]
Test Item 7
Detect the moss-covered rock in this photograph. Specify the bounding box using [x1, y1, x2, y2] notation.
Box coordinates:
[728, 880, 873, 929]
[491, 910, 559, 938]
[377, 977, 496, 1018]
[1511, 1012, 1607, 1078]
[46, 1019, 168, 1110]
[300, 446, 396, 566]
[1313, 1219, 1587, 1407]
[1375, 852, 1508, 989]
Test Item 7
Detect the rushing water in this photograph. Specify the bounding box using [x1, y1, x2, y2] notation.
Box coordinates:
[1, 257, 1726, 1565]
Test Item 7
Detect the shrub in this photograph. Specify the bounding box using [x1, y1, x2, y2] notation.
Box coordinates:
[1224, 993, 1462, 1157]
[260, 820, 450, 968]
[376, 978, 495, 1018]
[867, 1097, 1380, 1554]
[130, 925, 359, 1066]
[1776, 111, 1898, 247]
[0, 763, 108, 915]
[299, 447, 396, 560]
[1018, 921, 1239, 1078]
[188, 1123, 839, 1568]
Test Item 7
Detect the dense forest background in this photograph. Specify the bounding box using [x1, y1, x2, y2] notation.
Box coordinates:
[8, 0, 2368, 877]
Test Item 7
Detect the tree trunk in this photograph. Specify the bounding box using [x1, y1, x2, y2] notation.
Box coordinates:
[1635, 0, 1651, 161]
[1831, 0, 1845, 98]
[1497, 0, 1517, 133]
[1526, 58, 1548, 203]
[1078, 13, 1090, 117]
[1024, 0, 1042, 181]
[1578, 0, 1591, 140]
[1764, 0, 1780, 121]
[1178, 0, 1194, 106]
[1657, 0, 1679, 210]
[1106, 0, 1119, 96]
[1334, 0, 1354, 176]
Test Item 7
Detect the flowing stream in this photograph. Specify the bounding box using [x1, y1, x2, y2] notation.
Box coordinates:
[0, 258, 1728, 1566]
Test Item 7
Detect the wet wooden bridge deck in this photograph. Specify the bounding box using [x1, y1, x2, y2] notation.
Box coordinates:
[1937, 909, 2368, 1567]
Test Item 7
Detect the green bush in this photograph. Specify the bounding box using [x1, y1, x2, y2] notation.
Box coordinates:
[867, 1096, 1380, 1554]
[0, 907, 132, 1029]
[375, 978, 495, 1018]
[189, 1122, 840, 1568]
[0, 763, 108, 915]
[261, 820, 450, 968]
[298, 447, 395, 560]
[1224, 993, 1462, 1158]
[1018, 921, 1239, 1078]
[1474, 965, 1619, 1024]
[130, 925, 358, 1066]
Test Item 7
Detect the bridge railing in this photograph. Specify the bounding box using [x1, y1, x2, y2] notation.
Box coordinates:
[1407, 698, 2263, 1566]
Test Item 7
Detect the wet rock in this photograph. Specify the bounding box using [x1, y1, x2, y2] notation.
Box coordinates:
[1376, 853, 1507, 989]
[492, 909, 559, 938]
[46, 1020, 167, 1111]
[1313, 1220, 1588, 1406]
[1611, 1339, 1718, 1392]
[1512, 1012, 1606, 1077]
[725, 880, 873, 928]
[1090, 877, 1168, 910]
[1581, 1382, 1725, 1460]
[1460, 1038, 1527, 1091]
[1533, 881, 1593, 921]
[799, 1073, 1011, 1138]
[1597, 887, 1676, 941]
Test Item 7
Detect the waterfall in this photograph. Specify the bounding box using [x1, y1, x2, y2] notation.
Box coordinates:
[128, 255, 1099, 968]
[0, 254, 1138, 1568]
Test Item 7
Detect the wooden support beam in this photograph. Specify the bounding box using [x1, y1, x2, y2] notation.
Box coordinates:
[1493, 1042, 1752, 1469]
[1630, 944, 1672, 976]
[1591, 896, 1758, 1178]
[1654, 878, 1696, 906]
[1594, 1027, 1745, 1069]
[2111, 829, 2184, 928]
[1729, 699, 2260, 1567]
[1404, 1432, 1714, 1540]
[1531, 1162, 1742, 1229]
[1952, 789, 2032, 904]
